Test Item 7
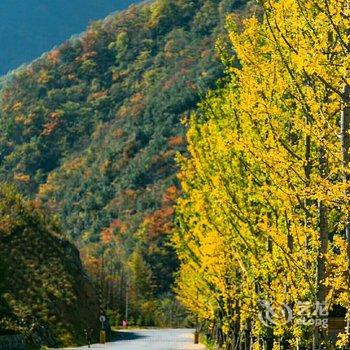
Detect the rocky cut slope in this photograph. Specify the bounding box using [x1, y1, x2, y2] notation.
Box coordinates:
[0, 185, 99, 348]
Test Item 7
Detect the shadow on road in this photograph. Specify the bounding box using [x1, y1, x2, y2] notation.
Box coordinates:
[109, 330, 147, 342]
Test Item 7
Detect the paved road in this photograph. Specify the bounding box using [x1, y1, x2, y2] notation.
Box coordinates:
[63, 328, 205, 350]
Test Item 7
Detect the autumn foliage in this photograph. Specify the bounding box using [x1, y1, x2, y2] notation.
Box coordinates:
[174, 0, 350, 349]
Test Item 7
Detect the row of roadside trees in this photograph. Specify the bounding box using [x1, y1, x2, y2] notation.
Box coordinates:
[174, 0, 350, 349]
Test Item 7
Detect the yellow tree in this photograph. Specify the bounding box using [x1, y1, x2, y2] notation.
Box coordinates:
[175, 0, 350, 349]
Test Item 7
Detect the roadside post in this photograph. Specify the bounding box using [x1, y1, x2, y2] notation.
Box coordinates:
[194, 330, 199, 344]
[100, 315, 106, 344]
[194, 292, 199, 344]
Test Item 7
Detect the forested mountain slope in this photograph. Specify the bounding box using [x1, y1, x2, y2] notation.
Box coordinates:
[0, 185, 99, 348]
[0, 0, 253, 325]
[0, 0, 139, 75]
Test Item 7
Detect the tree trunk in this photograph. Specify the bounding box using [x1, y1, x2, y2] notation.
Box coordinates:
[341, 84, 350, 342]
[266, 236, 274, 350]
[304, 131, 312, 270]
[233, 301, 241, 350]
[313, 146, 328, 350]
[244, 319, 251, 350]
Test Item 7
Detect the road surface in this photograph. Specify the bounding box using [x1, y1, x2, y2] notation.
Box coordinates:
[63, 328, 205, 350]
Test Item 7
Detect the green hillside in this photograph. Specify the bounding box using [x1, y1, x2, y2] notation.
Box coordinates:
[0, 0, 252, 327]
[0, 185, 100, 348]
